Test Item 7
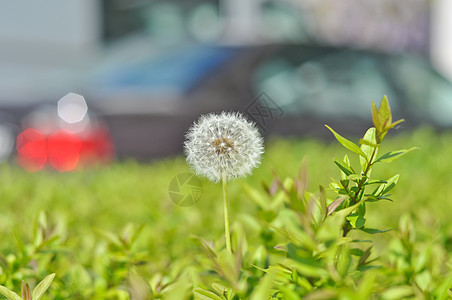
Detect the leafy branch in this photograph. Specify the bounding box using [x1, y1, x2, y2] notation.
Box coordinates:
[326, 96, 415, 236]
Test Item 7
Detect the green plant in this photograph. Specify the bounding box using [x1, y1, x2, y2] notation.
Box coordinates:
[2, 96, 452, 298]
[325, 95, 416, 237]
[0, 273, 55, 300]
[185, 96, 419, 299]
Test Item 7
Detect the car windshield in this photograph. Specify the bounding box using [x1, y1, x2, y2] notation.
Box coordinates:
[253, 49, 396, 119]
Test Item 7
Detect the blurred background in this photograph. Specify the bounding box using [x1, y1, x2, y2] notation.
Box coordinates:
[1, 0, 452, 171]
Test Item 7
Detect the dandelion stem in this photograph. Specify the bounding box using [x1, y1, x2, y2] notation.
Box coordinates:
[222, 174, 232, 253]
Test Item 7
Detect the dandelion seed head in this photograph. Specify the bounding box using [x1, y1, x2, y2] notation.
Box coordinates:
[184, 112, 264, 183]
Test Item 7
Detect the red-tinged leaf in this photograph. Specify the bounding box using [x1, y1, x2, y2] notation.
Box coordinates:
[319, 185, 327, 221]
[21, 281, 31, 300]
[327, 196, 347, 215]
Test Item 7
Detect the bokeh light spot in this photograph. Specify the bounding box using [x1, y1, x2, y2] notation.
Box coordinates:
[57, 93, 88, 124]
[47, 130, 82, 172]
[17, 128, 47, 172]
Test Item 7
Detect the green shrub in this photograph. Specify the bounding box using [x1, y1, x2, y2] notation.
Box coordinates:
[0, 97, 451, 299]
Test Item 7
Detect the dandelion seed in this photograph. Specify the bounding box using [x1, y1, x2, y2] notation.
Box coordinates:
[184, 112, 264, 253]
[184, 112, 264, 183]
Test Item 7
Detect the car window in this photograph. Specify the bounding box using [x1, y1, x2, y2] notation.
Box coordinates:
[254, 50, 396, 119]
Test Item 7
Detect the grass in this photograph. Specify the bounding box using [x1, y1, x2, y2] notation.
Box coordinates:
[0, 126, 452, 298]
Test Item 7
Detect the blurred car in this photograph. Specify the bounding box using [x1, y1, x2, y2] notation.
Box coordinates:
[252, 45, 452, 132]
[83, 44, 452, 159]
[16, 93, 114, 172]
[2, 44, 452, 161]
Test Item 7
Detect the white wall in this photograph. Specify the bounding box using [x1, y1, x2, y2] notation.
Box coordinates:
[431, 0, 452, 81]
[0, 0, 101, 48]
[0, 1, 102, 103]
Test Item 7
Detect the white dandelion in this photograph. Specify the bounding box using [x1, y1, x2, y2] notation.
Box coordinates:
[184, 112, 264, 183]
[184, 111, 264, 253]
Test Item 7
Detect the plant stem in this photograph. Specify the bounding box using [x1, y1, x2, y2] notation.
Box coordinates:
[222, 174, 232, 253]
[343, 146, 379, 237]
[351, 146, 379, 205]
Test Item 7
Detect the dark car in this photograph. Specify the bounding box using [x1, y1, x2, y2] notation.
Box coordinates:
[3, 44, 452, 161]
[84, 44, 452, 159]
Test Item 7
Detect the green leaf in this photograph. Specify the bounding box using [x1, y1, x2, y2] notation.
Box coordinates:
[363, 179, 387, 186]
[358, 247, 372, 267]
[365, 195, 393, 203]
[360, 127, 378, 171]
[435, 272, 452, 299]
[319, 200, 364, 241]
[94, 228, 123, 248]
[329, 179, 341, 190]
[359, 228, 392, 234]
[242, 183, 268, 209]
[325, 125, 367, 158]
[334, 159, 354, 177]
[211, 283, 228, 295]
[381, 174, 400, 195]
[373, 96, 404, 141]
[370, 183, 385, 196]
[375, 147, 418, 163]
[32, 273, 55, 300]
[0, 286, 22, 300]
[359, 138, 378, 148]
[347, 203, 366, 229]
[347, 174, 361, 181]
[337, 245, 352, 277]
[11, 229, 26, 254]
[381, 286, 413, 300]
[250, 272, 275, 300]
[414, 271, 431, 291]
[274, 176, 304, 213]
[350, 248, 364, 256]
[356, 272, 376, 299]
[347, 214, 365, 229]
[290, 260, 329, 278]
[192, 236, 217, 258]
[342, 155, 352, 181]
[378, 95, 392, 129]
[278, 286, 302, 300]
[193, 288, 223, 300]
[387, 118, 405, 130]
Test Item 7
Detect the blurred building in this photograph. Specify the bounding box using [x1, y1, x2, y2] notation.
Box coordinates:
[0, 0, 449, 114]
[0, 0, 442, 104]
[0, 1, 101, 102]
[0, 0, 451, 162]
[431, 0, 452, 81]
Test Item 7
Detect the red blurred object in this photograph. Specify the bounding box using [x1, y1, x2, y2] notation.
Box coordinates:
[16, 128, 47, 172]
[79, 127, 114, 166]
[16, 126, 114, 172]
[47, 130, 82, 172]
